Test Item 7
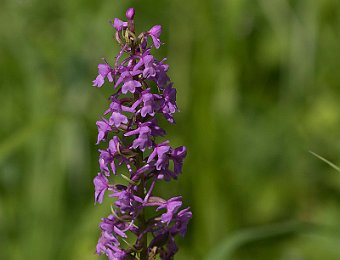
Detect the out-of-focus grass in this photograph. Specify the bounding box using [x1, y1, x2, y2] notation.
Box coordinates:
[1, 0, 340, 259]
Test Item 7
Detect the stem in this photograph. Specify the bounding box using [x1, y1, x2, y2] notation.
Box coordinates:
[135, 152, 148, 259]
[129, 27, 148, 258]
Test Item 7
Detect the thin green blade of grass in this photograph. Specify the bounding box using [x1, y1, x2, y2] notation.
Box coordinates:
[309, 151, 340, 172]
[204, 221, 315, 260]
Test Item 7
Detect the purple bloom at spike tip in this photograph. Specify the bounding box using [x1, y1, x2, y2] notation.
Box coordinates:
[92, 8, 191, 259]
[126, 8, 135, 20]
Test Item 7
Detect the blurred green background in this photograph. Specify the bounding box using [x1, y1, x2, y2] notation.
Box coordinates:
[1, 0, 340, 259]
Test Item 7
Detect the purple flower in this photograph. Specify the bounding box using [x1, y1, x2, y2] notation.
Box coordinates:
[142, 57, 157, 78]
[96, 231, 119, 255]
[109, 112, 128, 128]
[155, 62, 170, 87]
[148, 25, 162, 49]
[162, 85, 177, 113]
[113, 226, 127, 238]
[171, 146, 187, 175]
[115, 71, 142, 94]
[106, 97, 136, 114]
[107, 248, 127, 260]
[111, 188, 143, 215]
[94, 173, 109, 204]
[147, 142, 171, 170]
[171, 208, 192, 237]
[92, 75, 105, 87]
[100, 214, 137, 236]
[161, 85, 177, 123]
[92, 64, 113, 87]
[100, 215, 119, 233]
[92, 8, 191, 259]
[125, 121, 165, 151]
[108, 136, 120, 155]
[113, 18, 128, 31]
[134, 54, 157, 79]
[157, 197, 183, 225]
[96, 215, 132, 260]
[98, 137, 121, 176]
[132, 89, 160, 117]
[98, 64, 114, 80]
[122, 79, 141, 94]
[141, 92, 156, 117]
[126, 125, 152, 151]
[96, 119, 112, 144]
[99, 150, 112, 175]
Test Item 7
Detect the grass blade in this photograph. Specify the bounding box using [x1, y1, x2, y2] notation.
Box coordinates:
[309, 151, 340, 172]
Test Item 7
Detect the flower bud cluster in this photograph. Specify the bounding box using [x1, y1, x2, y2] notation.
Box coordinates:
[92, 8, 192, 260]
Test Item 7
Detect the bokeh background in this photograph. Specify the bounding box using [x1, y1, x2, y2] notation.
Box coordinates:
[1, 0, 340, 259]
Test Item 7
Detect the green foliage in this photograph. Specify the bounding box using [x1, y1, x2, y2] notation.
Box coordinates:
[1, 0, 340, 259]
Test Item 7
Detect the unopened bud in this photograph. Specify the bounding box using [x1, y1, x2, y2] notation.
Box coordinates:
[126, 8, 135, 20]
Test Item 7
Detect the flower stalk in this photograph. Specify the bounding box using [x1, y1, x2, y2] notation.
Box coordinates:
[92, 8, 192, 260]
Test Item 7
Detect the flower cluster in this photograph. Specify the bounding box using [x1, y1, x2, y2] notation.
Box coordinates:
[92, 8, 192, 260]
